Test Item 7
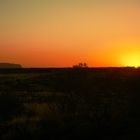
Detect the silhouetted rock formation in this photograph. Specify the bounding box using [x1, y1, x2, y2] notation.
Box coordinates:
[0, 63, 22, 68]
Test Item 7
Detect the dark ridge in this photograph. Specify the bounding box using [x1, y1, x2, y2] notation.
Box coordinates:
[0, 63, 22, 69]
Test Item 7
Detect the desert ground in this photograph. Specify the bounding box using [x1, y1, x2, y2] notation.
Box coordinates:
[0, 67, 140, 140]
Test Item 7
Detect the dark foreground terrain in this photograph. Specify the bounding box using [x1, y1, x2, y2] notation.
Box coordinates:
[0, 67, 140, 140]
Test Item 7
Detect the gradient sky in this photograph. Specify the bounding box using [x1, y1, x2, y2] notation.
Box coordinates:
[0, 0, 140, 67]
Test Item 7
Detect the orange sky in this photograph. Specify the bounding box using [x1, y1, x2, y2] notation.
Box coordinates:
[0, 0, 140, 67]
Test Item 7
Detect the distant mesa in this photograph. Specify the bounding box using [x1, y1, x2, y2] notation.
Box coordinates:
[0, 63, 22, 68]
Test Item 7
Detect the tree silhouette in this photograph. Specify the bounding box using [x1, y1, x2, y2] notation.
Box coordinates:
[73, 62, 88, 68]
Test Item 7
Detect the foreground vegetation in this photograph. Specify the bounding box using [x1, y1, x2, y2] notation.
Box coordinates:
[0, 68, 140, 140]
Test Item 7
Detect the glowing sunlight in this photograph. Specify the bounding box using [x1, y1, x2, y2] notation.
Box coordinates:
[121, 53, 140, 68]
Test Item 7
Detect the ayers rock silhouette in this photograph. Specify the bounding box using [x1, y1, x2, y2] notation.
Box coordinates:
[0, 63, 22, 68]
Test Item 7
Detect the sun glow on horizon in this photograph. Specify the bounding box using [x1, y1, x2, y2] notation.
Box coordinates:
[121, 52, 140, 68]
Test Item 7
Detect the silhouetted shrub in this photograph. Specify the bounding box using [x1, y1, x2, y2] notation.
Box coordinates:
[73, 62, 88, 68]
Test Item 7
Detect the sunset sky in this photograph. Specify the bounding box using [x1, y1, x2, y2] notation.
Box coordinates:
[0, 0, 140, 67]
